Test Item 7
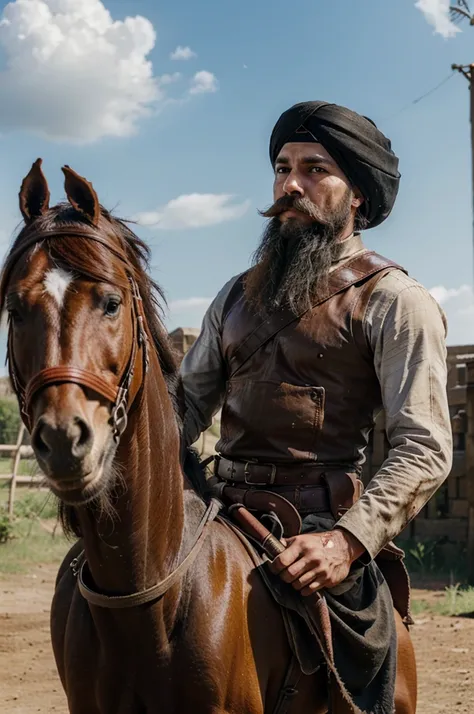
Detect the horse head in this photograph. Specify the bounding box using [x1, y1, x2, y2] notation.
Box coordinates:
[1, 159, 176, 507]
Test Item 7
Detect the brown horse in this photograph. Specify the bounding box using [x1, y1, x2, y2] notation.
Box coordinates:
[1, 159, 417, 714]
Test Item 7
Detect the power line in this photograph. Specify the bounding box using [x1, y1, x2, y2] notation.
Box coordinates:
[381, 71, 456, 124]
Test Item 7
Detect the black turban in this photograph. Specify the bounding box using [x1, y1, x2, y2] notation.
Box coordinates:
[269, 101, 400, 229]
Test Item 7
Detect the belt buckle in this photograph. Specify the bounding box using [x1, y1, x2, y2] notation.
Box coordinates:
[244, 462, 276, 486]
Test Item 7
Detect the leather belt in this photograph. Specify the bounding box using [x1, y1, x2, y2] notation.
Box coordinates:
[215, 455, 328, 487]
[223, 484, 331, 515]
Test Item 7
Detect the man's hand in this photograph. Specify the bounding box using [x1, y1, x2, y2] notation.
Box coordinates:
[268, 528, 365, 596]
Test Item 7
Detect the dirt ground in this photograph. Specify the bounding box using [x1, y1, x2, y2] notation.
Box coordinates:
[410, 588, 474, 713]
[0, 566, 473, 713]
[0, 564, 66, 714]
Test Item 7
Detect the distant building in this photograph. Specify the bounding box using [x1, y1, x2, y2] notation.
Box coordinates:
[169, 327, 200, 361]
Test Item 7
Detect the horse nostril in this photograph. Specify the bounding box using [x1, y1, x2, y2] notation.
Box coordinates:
[32, 418, 52, 456]
[71, 417, 93, 457]
[32, 416, 93, 463]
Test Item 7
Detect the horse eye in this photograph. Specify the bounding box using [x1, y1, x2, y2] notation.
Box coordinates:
[104, 297, 121, 318]
[8, 308, 23, 325]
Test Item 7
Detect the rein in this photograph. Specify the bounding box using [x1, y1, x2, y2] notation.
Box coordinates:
[71, 498, 222, 609]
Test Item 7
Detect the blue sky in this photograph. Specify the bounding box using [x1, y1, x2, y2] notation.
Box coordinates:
[0, 0, 473, 355]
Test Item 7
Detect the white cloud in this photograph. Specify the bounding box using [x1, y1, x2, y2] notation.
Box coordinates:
[0, 0, 159, 142]
[415, 0, 461, 38]
[135, 193, 250, 230]
[159, 72, 181, 85]
[169, 297, 212, 312]
[170, 45, 196, 61]
[0, 1, 217, 143]
[429, 284, 472, 305]
[189, 70, 218, 95]
[429, 284, 474, 344]
[166, 296, 211, 331]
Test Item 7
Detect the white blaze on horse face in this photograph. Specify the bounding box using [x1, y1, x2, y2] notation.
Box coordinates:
[43, 268, 73, 309]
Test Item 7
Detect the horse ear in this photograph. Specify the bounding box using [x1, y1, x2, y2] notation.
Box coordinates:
[19, 158, 50, 223]
[62, 165, 100, 227]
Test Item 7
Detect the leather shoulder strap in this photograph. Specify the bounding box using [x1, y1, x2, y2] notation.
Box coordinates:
[222, 271, 248, 324]
[227, 251, 406, 379]
[351, 266, 400, 355]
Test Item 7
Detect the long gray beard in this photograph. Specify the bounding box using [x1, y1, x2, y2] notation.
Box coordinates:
[244, 215, 346, 316]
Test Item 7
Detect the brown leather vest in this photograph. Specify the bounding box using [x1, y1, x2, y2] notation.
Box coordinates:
[216, 251, 406, 469]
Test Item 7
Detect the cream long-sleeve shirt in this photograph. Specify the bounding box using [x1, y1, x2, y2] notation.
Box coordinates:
[179, 234, 453, 559]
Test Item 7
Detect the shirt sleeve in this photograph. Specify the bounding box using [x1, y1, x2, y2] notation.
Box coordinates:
[336, 271, 453, 560]
[179, 275, 241, 447]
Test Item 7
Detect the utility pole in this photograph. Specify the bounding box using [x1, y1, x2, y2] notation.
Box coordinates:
[451, 62, 474, 281]
[450, 61, 474, 584]
[451, 4, 474, 280]
[450, 5, 474, 584]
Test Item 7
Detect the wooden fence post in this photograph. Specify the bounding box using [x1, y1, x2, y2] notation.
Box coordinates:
[465, 359, 474, 584]
[8, 423, 26, 518]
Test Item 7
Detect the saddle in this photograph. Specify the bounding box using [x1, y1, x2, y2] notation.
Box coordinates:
[208, 461, 412, 714]
[211, 457, 412, 623]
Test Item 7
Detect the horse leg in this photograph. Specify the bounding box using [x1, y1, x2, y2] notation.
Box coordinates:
[394, 610, 417, 714]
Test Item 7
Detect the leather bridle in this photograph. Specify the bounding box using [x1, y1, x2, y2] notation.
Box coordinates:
[4, 224, 224, 610]
[5, 227, 149, 440]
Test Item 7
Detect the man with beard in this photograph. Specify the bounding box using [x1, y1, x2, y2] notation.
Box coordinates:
[179, 101, 451, 712]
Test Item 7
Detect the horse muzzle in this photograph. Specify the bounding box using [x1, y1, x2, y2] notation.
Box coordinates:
[32, 413, 95, 484]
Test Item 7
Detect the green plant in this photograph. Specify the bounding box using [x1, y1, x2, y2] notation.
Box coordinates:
[443, 584, 474, 616]
[0, 398, 21, 444]
[407, 540, 441, 574]
[396, 536, 466, 578]
[446, 583, 461, 615]
[0, 510, 14, 543]
[411, 585, 474, 617]
[0, 516, 69, 573]
[13, 490, 58, 520]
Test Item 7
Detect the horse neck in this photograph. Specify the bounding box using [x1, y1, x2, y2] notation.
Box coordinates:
[76, 349, 185, 595]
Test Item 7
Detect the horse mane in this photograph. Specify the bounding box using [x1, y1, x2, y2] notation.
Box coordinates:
[183, 447, 212, 500]
[0, 203, 200, 538]
[1, 203, 179, 386]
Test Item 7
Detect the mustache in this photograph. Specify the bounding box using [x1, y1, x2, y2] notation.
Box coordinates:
[259, 195, 326, 222]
